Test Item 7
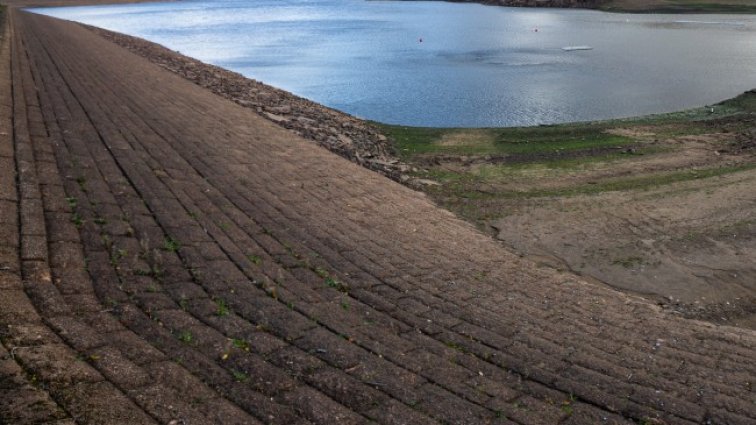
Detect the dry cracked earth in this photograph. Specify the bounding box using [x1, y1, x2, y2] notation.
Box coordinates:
[0, 7, 755, 425]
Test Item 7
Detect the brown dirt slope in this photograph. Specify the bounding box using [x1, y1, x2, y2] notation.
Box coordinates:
[1, 9, 754, 425]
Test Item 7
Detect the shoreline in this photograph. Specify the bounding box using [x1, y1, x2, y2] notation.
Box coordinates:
[83, 24, 410, 180]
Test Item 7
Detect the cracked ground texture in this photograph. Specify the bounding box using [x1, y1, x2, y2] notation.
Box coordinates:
[0, 8, 754, 425]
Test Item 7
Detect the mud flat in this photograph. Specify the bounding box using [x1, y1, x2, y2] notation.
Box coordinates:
[1, 5, 755, 425]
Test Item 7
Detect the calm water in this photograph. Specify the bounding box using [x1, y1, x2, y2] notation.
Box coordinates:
[33, 0, 756, 127]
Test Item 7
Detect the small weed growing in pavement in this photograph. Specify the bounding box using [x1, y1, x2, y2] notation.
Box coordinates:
[147, 284, 159, 293]
[247, 254, 261, 265]
[215, 298, 230, 317]
[512, 400, 527, 410]
[231, 370, 248, 383]
[219, 222, 230, 230]
[151, 265, 164, 280]
[71, 212, 84, 227]
[93, 217, 107, 225]
[177, 330, 193, 344]
[561, 394, 575, 416]
[232, 338, 250, 351]
[314, 267, 329, 278]
[287, 302, 294, 310]
[163, 236, 180, 252]
[340, 300, 350, 310]
[76, 176, 87, 191]
[65, 197, 77, 208]
[612, 256, 645, 269]
[179, 296, 188, 311]
[324, 277, 347, 292]
[444, 341, 468, 353]
[110, 248, 127, 266]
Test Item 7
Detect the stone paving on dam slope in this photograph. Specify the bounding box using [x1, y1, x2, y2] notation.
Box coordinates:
[0, 9, 754, 425]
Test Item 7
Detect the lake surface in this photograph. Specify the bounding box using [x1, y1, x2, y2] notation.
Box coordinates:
[33, 0, 756, 127]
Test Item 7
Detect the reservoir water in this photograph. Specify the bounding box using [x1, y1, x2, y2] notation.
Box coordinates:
[33, 0, 756, 127]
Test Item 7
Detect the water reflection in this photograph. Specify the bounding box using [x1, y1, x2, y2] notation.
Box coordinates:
[32, 0, 756, 127]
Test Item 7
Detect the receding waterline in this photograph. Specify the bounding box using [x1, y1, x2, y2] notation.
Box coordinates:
[33, 0, 756, 127]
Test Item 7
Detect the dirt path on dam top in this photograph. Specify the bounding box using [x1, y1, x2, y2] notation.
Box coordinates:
[1, 8, 755, 425]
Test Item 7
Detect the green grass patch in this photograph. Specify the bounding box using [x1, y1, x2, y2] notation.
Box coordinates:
[380, 124, 634, 159]
[231, 370, 249, 383]
[232, 338, 251, 351]
[612, 256, 646, 269]
[719, 90, 756, 113]
[492, 126, 631, 155]
[177, 330, 193, 344]
[472, 148, 665, 179]
[531, 163, 756, 198]
[215, 298, 230, 317]
[163, 236, 180, 252]
[434, 163, 756, 201]
[379, 91, 756, 161]
[247, 254, 262, 265]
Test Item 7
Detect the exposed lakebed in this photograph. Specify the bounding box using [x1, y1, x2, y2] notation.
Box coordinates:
[33, 0, 756, 127]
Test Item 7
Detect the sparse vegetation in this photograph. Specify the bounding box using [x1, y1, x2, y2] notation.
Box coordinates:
[70, 212, 84, 227]
[76, 176, 87, 191]
[561, 394, 576, 416]
[314, 266, 329, 278]
[247, 254, 262, 265]
[324, 276, 348, 293]
[380, 91, 756, 225]
[232, 338, 250, 351]
[163, 236, 180, 252]
[231, 370, 249, 383]
[612, 256, 646, 269]
[215, 298, 230, 317]
[177, 330, 193, 344]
